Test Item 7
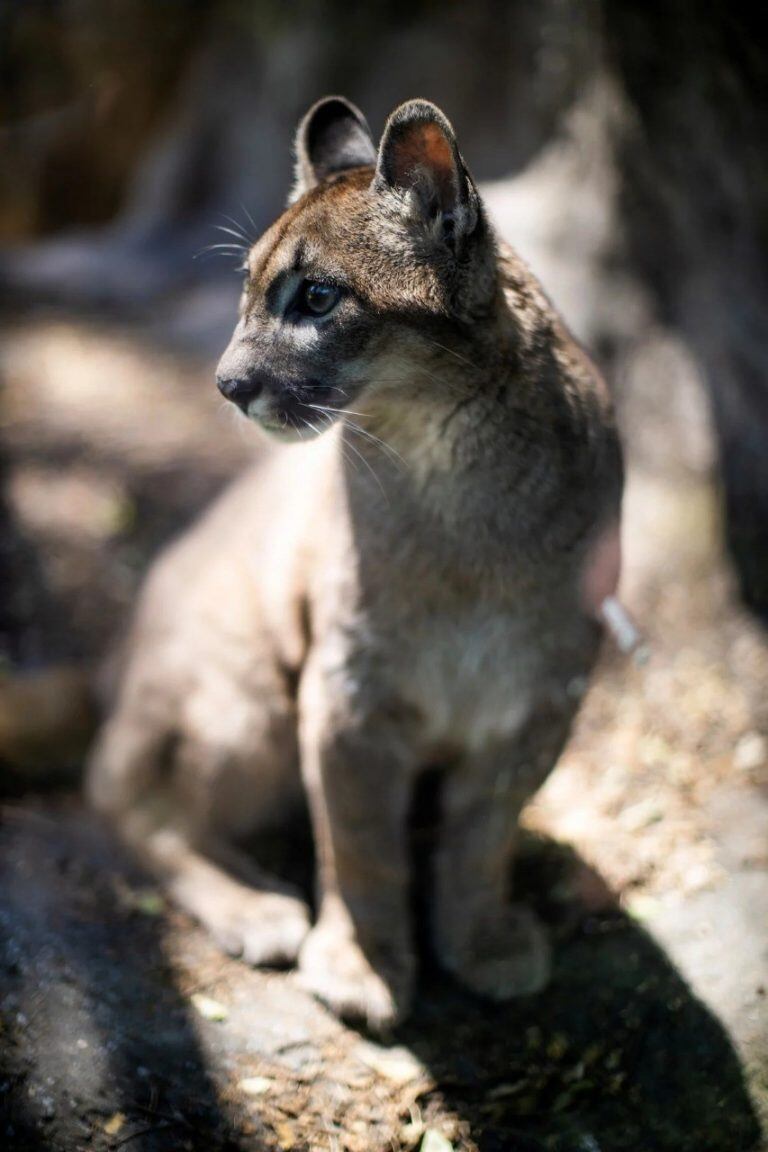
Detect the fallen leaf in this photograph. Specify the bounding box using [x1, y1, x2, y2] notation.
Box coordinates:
[103, 1112, 126, 1136]
[133, 889, 165, 916]
[487, 1081, 525, 1100]
[191, 994, 228, 1022]
[420, 1131, 453, 1152]
[273, 1120, 296, 1147]
[546, 1033, 569, 1060]
[114, 879, 165, 916]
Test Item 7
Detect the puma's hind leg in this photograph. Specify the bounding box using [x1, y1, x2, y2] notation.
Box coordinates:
[87, 655, 311, 967]
[138, 825, 311, 966]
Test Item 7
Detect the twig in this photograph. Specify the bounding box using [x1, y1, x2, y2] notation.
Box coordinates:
[129, 1101, 193, 1129]
[112, 1120, 170, 1149]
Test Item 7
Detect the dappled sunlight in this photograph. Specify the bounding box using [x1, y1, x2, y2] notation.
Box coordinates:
[2, 3, 767, 1147]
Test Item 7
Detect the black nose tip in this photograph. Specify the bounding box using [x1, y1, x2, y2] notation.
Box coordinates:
[216, 376, 262, 412]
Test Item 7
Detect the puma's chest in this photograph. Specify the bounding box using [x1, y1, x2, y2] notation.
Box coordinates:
[400, 606, 565, 754]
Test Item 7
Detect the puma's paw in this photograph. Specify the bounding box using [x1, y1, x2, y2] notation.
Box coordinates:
[297, 917, 414, 1031]
[206, 891, 311, 967]
[440, 904, 551, 1000]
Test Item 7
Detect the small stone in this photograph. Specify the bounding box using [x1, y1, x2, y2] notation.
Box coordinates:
[355, 1041, 426, 1086]
[239, 1076, 272, 1097]
[681, 862, 719, 894]
[624, 893, 658, 922]
[734, 732, 766, 773]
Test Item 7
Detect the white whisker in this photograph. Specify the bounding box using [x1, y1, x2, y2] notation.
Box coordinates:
[214, 222, 252, 246]
[317, 413, 362, 481]
[340, 429, 389, 504]
[193, 242, 247, 261]
[344, 420, 407, 472]
[219, 212, 255, 242]
[422, 334, 475, 369]
[305, 402, 406, 472]
[237, 200, 260, 241]
[306, 402, 369, 420]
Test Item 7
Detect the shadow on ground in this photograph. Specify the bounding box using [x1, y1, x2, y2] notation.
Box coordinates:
[0, 803, 256, 1151]
[401, 832, 762, 1151]
[0, 802, 760, 1152]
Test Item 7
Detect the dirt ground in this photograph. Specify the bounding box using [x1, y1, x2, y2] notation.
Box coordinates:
[1, 313, 767, 1151]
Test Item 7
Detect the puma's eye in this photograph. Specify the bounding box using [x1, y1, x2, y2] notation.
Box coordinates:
[297, 279, 341, 317]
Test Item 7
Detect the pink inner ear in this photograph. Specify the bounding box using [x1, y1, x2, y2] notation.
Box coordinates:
[391, 122, 454, 197]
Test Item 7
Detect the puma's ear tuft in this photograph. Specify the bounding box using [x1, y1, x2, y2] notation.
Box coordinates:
[292, 96, 376, 202]
[373, 99, 479, 250]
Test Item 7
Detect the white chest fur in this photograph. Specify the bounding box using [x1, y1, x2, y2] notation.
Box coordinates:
[401, 607, 547, 755]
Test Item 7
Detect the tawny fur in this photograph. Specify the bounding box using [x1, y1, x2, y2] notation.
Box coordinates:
[87, 97, 623, 1029]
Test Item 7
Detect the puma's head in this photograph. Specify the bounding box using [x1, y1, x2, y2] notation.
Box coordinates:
[215, 96, 498, 440]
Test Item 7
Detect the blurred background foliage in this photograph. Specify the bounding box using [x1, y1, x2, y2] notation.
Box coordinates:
[0, 0, 201, 236]
[0, 0, 767, 617]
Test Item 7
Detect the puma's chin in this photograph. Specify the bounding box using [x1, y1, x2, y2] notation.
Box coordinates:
[256, 420, 309, 443]
[249, 403, 334, 443]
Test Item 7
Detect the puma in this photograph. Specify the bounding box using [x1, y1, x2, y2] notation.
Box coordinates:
[86, 96, 623, 1029]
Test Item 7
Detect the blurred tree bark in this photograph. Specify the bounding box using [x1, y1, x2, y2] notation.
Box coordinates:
[603, 1, 768, 618]
[0, 0, 209, 238]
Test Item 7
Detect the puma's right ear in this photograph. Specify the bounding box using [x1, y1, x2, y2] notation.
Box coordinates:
[291, 96, 377, 202]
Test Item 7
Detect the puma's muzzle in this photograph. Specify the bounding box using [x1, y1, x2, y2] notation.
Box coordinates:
[216, 360, 341, 439]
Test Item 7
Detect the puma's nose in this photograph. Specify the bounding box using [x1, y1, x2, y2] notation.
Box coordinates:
[216, 375, 263, 412]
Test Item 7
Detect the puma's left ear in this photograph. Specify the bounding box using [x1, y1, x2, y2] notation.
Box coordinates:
[373, 99, 479, 251]
[292, 96, 376, 202]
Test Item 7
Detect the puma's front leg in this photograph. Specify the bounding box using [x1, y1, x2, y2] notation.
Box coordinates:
[433, 709, 573, 1001]
[297, 658, 418, 1030]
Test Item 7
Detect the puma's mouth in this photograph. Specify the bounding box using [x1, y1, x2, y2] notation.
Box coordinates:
[216, 367, 350, 441]
[255, 410, 318, 442]
[248, 394, 342, 442]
